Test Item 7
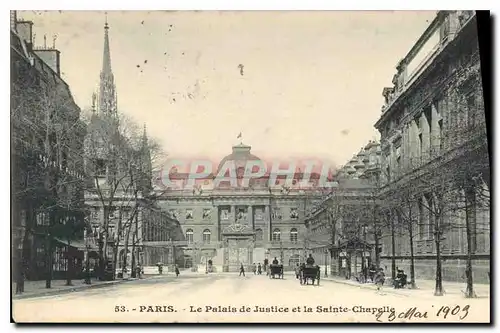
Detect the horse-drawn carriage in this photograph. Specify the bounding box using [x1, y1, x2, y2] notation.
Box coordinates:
[300, 264, 320, 285]
[269, 264, 284, 279]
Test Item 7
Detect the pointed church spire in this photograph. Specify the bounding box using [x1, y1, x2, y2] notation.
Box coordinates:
[142, 123, 148, 140]
[98, 12, 117, 116]
[102, 12, 111, 75]
[91, 92, 97, 113]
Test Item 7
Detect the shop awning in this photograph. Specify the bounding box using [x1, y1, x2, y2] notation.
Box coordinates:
[54, 238, 99, 252]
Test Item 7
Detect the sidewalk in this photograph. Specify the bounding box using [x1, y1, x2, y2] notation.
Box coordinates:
[12, 274, 165, 300]
[323, 275, 490, 299]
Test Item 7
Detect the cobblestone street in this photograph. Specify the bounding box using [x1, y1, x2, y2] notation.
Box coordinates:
[13, 272, 490, 323]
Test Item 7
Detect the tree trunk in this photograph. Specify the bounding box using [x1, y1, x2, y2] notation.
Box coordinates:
[408, 224, 417, 289]
[45, 231, 53, 289]
[465, 187, 476, 298]
[434, 214, 444, 296]
[98, 232, 104, 281]
[65, 240, 73, 286]
[131, 231, 137, 278]
[112, 213, 122, 280]
[374, 232, 380, 269]
[20, 201, 33, 282]
[330, 215, 336, 276]
[112, 242, 119, 280]
[390, 212, 396, 281]
[122, 223, 131, 276]
[102, 211, 109, 276]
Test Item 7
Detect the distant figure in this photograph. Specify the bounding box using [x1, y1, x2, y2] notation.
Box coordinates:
[158, 264, 163, 275]
[252, 263, 257, 275]
[264, 258, 269, 272]
[394, 269, 407, 289]
[15, 260, 25, 294]
[257, 263, 262, 275]
[306, 254, 315, 266]
[295, 263, 300, 279]
[175, 265, 180, 277]
[135, 264, 142, 279]
[239, 264, 246, 277]
[369, 265, 377, 282]
[375, 268, 386, 291]
[272, 257, 279, 265]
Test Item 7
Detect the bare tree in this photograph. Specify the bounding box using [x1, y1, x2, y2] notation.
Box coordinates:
[12, 78, 86, 289]
[83, 109, 165, 280]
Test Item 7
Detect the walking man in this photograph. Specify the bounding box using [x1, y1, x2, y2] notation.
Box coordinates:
[239, 263, 246, 277]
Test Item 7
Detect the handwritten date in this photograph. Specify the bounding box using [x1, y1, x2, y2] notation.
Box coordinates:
[376, 305, 470, 322]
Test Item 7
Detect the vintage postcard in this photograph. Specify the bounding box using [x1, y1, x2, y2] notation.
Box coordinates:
[11, 10, 491, 323]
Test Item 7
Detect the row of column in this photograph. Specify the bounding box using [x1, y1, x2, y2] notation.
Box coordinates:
[215, 204, 273, 242]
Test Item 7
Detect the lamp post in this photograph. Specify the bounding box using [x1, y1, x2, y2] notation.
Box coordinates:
[279, 240, 284, 265]
[84, 228, 91, 284]
[362, 224, 367, 283]
[265, 249, 270, 272]
[324, 249, 328, 278]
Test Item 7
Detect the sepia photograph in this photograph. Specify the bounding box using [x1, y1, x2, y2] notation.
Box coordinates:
[10, 8, 491, 324]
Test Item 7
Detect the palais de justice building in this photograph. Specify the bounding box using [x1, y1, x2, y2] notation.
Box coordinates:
[156, 143, 328, 272]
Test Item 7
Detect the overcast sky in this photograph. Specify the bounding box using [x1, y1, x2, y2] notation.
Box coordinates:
[19, 10, 436, 167]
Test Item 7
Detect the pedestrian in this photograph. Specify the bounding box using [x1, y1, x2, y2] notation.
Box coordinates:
[175, 264, 180, 277]
[375, 268, 386, 292]
[239, 263, 245, 277]
[252, 263, 257, 275]
[158, 264, 163, 275]
[15, 260, 25, 294]
[135, 264, 142, 279]
[257, 263, 262, 275]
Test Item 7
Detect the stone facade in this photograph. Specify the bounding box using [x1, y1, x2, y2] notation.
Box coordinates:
[156, 143, 326, 272]
[304, 140, 382, 278]
[374, 11, 490, 283]
[11, 14, 87, 280]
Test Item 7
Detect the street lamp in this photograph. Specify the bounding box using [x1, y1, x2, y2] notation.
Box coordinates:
[205, 252, 208, 274]
[265, 249, 270, 272]
[84, 228, 91, 285]
[324, 249, 328, 278]
[362, 224, 368, 283]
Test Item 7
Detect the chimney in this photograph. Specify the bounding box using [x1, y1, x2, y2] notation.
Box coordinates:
[15, 20, 34, 46]
[10, 11, 17, 31]
[34, 49, 61, 75]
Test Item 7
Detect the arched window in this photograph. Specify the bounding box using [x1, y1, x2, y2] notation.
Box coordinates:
[186, 229, 193, 244]
[255, 228, 263, 241]
[290, 228, 298, 243]
[202, 229, 211, 244]
[272, 228, 281, 242]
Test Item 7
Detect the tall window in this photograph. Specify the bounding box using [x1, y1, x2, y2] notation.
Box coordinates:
[418, 133, 423, 160]
[95, 159, 106, 177]
[467, 93, 477, 128]
[290, 228, 298, 243]
[272, 228, 281, 242]
[202, 229, 211, 244]
[186, 229, 194, 244]
[438, 119, 444, 151]
[395, 146, 401, 172]
[255, 228, 263, 241]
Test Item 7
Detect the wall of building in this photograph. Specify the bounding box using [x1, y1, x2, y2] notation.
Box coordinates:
[11, 21, 87, 281]
[374, 11, 490, 283]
